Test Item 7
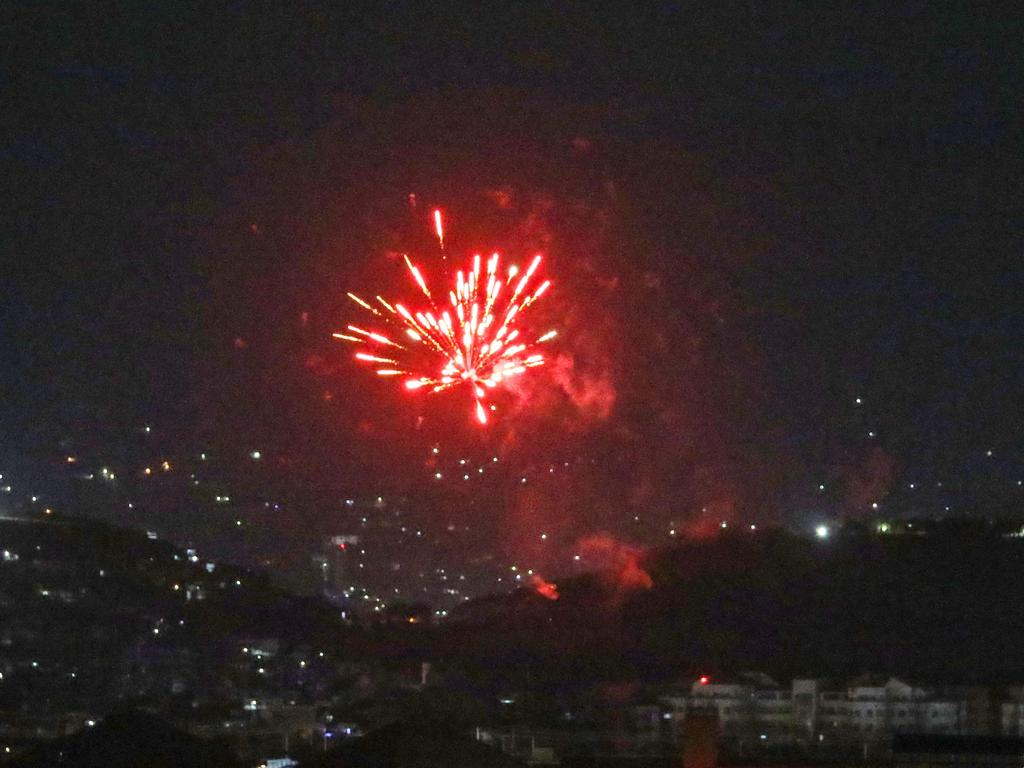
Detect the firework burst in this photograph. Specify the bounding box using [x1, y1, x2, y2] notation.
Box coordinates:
[335, 209, 556, 425]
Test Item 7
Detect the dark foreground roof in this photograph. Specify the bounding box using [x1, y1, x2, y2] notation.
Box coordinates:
[10, 708, 241, 768]
[893, 733, 1024, 756]
[302, 721, 524, 768]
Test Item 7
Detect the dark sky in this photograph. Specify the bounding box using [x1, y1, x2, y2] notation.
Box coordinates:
[1, 3, 1021, 552]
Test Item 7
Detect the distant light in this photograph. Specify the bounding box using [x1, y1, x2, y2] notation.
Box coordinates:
[66, 456, 76, 464]
[720, 521, 728, 529]
[573, 555, 581, 561]
[815, 525, 830, 539]
[86, 720, 96, 727]
[854, 397, 862, 405]
[161, 460, 171, 471]
[749, 524, 756, 531]
[435, 473, 442, 479]
[432, 447, 439, 454]
[760, 734, 767, 740]
[540, 533, 547, 540]
[868, 431, 875, 438]
[699, 675, 710, 685]
[986, 449, 994, 457]
[871, 502, 879, 510]
[144, 425, 152, 433]
[818, 484, 825, 491]
[250, 451, 261, 460]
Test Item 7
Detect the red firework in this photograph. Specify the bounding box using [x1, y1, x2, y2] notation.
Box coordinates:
[335, 209, 556, 425]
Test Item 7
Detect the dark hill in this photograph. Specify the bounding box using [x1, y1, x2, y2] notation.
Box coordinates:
[433, 522, 1024, 686]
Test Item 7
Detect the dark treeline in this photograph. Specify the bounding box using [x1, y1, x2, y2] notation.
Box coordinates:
[426, 521, 1024, 689]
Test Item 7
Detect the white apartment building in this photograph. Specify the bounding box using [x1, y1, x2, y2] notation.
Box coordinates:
[662, 675, 966, 745]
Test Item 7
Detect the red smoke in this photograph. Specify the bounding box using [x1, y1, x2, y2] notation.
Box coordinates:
[548, 353, 617, 420]
[579, 533, 653, 592]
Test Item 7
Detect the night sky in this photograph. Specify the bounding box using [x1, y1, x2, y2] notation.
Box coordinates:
[2, 5, 1021, 566]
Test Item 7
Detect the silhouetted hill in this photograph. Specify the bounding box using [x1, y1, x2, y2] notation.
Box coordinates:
[434, 521, 1024, 687]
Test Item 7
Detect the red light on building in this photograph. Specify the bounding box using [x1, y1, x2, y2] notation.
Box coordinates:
[698, 675, 710, 685]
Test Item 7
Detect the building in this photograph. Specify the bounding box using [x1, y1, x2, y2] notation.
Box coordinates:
[662, 674, 970, 748]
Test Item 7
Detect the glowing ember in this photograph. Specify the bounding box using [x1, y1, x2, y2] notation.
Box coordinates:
[433, 208, 444, 249]
[336, 209, 556, 425]
[528, 574, 559, 600]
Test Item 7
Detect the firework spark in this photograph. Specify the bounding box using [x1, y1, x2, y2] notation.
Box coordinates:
[433, 208, 444, 249]
[336, 210, 556, 425]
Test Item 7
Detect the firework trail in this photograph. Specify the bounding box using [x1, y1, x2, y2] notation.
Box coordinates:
[335, 209, 556, 425]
